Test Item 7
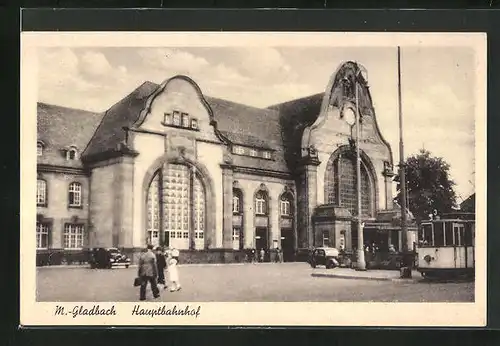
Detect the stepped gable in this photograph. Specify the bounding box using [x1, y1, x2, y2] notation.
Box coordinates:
[37, 102, 104, 168]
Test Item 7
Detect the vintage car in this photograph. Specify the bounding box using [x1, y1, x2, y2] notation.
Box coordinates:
[309, 247, 340, 269]
[89, 247, 131, 269]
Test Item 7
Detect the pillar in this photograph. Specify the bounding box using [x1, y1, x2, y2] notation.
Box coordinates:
[221, 164, 234, 249]
[118, 157, 135, 248]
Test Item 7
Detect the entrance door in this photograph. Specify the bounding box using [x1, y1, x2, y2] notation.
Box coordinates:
[255, 227, 268, 260]
[281, 229, 294, 262]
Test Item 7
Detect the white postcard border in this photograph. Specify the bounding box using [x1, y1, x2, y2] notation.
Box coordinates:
[20, 32, 487, 327]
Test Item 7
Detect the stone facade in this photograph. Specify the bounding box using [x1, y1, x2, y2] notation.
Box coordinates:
[36, 63, 410, 265]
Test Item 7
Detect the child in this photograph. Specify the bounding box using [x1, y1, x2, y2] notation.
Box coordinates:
[167, 253, 181, 292]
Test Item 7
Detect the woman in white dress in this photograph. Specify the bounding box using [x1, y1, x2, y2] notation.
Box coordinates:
[167, 253, 181, 292]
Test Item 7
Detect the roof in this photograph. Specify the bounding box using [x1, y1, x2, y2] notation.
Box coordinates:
[83, 80, 295, 173]
[37, 102, 104, 168]
[82, 81, 159, 159]
[267, 93, 325, 171]
[460, 193, 475, 213]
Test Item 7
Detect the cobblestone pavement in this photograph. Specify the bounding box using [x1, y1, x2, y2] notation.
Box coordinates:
[36, 262, 475, 302]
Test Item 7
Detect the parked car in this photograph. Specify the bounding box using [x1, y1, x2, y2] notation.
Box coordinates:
[309, 247, 340, 269]
[89, 247, 131, 269]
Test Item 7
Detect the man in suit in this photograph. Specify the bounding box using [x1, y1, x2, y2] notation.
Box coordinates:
[155, 246, 167, 288]
[138, 244, 160, 301]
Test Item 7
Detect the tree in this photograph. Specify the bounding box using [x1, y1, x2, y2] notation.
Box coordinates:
[393, 149, 457, 222]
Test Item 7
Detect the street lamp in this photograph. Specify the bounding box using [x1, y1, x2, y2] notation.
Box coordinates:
[341, 63, 368, 271]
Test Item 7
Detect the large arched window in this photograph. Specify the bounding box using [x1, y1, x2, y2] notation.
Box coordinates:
[325, 150, 374, 217]
[255, 191, 268, 215]
[37, 179, 47, 206]
[146, 163, 206, 250]
[68, 182, 82, 207]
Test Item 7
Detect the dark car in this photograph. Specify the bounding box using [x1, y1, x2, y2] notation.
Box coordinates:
[309, 247, 340, 269]
[89, 247, 131, 269]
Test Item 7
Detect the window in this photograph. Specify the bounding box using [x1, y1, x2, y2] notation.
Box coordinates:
[255, 192, 267, 215]
[67, 148, 78, 160]
[68, 182, 82, 207]
[181, 113, 189, 127]
[36, 222, 50, 249]
[433, 222, 445, 247]
[280, 199, 291, 216]
[420, 223, 433, 245]
[233, 195, 240, 213]
[445, 222, 454, 246]
[263, 151, 271, 159]
[164, 113, 172, 124]
[453, 223, 465, 246]
[37, 179, 47, 206]
[249, 149, 258, 157]
[173, 111, 181, 126]
[190, 119, 198, 129]
[37, 142, 44, 156]
[233, 146, 245, 155]
[63, 224, 84, 249]
[195, 231, 204, 239]
[464, 223, 474, 246]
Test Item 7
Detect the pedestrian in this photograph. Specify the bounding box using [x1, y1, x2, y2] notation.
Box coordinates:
[275, 248, 281, 263]
[167, 252, 181, 292]
[137, 244, 160, 301]
[250, 248, 256, 264]
[155, 246, 167, 289]
[388, 243, 396, 254]
[259, 248, 265, 263]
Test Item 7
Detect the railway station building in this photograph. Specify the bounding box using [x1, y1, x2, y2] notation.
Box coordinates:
[36, 62, 415, 264]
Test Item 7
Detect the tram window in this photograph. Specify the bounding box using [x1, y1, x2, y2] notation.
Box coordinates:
[421, 224, 432, 245]
[464, 224, 473, 246]
[453, 223, 464, 246]
[433, 222, 445, 246]
[445, 222, 454, 246]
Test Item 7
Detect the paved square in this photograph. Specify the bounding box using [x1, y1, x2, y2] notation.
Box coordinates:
[36, 263, 474, 302]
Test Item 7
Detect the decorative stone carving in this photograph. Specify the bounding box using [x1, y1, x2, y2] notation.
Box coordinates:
[308, 144, 318, 160]
[383, 161, 394, 177]
[222, 146, 233, 164]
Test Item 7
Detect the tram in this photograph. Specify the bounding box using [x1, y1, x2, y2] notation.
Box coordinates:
[416, 212, 475, 279]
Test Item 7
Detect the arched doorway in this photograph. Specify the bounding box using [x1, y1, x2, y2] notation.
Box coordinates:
[146, 162, 206, 250]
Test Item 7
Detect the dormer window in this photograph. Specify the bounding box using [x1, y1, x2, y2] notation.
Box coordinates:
[190, 119, 198, 129]
[249, 149, 258, 157]
[37, 142, 44, 156]
[66, 147, 78, 160]
[263, 151, 271, 159]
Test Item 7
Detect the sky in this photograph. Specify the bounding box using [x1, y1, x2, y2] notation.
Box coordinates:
[37, 46, 476, 202]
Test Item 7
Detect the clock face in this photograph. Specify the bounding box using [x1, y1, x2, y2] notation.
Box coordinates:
[343, 108, 356, 126]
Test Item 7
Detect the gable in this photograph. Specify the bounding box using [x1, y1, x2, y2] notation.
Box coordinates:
[134, 76, 221, 144]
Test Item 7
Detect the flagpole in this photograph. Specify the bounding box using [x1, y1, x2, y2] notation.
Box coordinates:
[397, 46, 408, 252]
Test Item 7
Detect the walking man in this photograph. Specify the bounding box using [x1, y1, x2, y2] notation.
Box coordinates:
[138, 244, 160, 301]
